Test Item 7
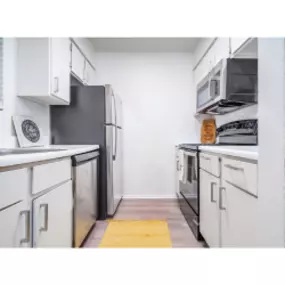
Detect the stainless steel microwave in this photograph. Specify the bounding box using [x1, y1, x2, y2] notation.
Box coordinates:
[196, 58, 258, 115]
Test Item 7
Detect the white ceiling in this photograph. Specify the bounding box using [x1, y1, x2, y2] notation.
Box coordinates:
[90, 38, 200, 53]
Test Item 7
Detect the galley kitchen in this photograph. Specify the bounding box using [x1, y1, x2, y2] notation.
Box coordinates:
[0, 37, 283, 248]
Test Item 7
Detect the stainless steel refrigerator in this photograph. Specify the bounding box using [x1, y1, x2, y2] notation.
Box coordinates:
[50, 83, 123, 220]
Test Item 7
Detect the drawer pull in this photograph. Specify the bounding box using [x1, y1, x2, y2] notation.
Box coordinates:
[224, 164, 244, 172]
[40, 204, 49, 232]
[219, 187, 226, 210]
[192, 218, 199, 226]
[210, 182, 217, 203]
[20, 210, 31, 244]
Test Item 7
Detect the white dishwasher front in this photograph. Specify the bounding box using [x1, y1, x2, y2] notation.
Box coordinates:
[72, 150, 99, 247]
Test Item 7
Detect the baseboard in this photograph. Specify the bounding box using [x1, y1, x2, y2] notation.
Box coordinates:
[123, 195, 176, 199]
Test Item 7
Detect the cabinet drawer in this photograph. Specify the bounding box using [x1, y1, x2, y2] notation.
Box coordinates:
[221, 157, 257, 197]
[199, 153, 220, 177]
[32, 159, 71, 194]
[0, 168, 29, 210]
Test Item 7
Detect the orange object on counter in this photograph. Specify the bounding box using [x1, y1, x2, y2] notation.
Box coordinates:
[201, 119, 216, 144]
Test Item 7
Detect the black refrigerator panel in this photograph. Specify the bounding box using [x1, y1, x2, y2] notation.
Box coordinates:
[50, 86, 106, 146]
[50, 85, 109, 220]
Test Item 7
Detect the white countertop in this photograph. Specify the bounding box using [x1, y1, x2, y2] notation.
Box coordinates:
[199, 145, 258, 160]
[0, 145, 100, 168]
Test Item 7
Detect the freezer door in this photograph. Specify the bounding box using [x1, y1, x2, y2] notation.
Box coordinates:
[105, 85, 116, 125]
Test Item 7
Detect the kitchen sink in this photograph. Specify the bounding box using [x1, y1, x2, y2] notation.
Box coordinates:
[0, 148, 66, 156]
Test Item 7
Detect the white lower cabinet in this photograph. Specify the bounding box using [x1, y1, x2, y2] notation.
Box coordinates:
[33, 180, 73, 247]
[199, 152, 258, 247]
[199, 169, 220, 247]
[0, 201, 31, 247]
[220, 180, 258, 247]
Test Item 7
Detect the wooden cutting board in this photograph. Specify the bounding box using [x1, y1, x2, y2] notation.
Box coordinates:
[200, 119, 216, 144]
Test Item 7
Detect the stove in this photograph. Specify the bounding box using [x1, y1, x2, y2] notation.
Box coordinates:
[176, 119, 257, 241]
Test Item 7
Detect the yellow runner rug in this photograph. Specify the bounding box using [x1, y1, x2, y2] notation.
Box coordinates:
[99, 220, 172, 248]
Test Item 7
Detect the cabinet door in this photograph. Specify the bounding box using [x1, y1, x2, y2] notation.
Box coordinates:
[220, 180, 258, 247]
[84, 60, 96, 85]
[0, 201, 31, 247]
[194, 52, 210, 86]
[71, 43, 85, 82]
[33, 180, 73, 247]
[210, 37, 230, 67]
[230, 38, 250, 55]
[199, 169, 220, 247]
[50, 38, 70, 103]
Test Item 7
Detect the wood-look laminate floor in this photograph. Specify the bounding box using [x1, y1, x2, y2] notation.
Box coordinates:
[83, 199, 205, 248]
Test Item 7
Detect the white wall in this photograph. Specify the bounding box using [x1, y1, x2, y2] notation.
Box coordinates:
[93, 52, 198, 198]
[0, 38, 50, 147]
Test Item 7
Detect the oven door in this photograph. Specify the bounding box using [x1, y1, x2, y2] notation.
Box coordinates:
[179, 150, 198, 215]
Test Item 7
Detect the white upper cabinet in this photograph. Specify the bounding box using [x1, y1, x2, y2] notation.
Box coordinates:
[194, 38, 230, 85]
[230, 38, 250, 56]
[84, 60, 96, 85]
[209, 37, 230, 67]
[71, 42, 85, 82]
[71, 42, 96, 86]
[17, 38, 71, 105]
[230, 38, 257, 58]
[50, 38, 71, 103]
[194, 51, 210, 86]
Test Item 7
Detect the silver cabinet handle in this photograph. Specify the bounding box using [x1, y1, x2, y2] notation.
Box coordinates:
[219, 187, 226, 210]
[210, 182, 217, 203]
[224, 164, 243, 172]
[40, 204, 48, 232]
[20, 210, 31, 244]
[54, 77, 59, 93]
[192, 218, 199, 226]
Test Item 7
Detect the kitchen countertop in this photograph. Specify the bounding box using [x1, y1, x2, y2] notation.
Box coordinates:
[199, 145, 258, 160]
[0, 145, 100, 168]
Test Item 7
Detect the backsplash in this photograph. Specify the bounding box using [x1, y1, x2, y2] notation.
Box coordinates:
[0, 38, 50, 147]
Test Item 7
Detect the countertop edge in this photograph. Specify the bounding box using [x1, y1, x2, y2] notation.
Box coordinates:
[0, 145, 100, 168]
[199, 146, 258, 160]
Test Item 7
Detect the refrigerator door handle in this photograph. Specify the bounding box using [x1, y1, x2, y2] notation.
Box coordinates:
[112, 93, 118, 161]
